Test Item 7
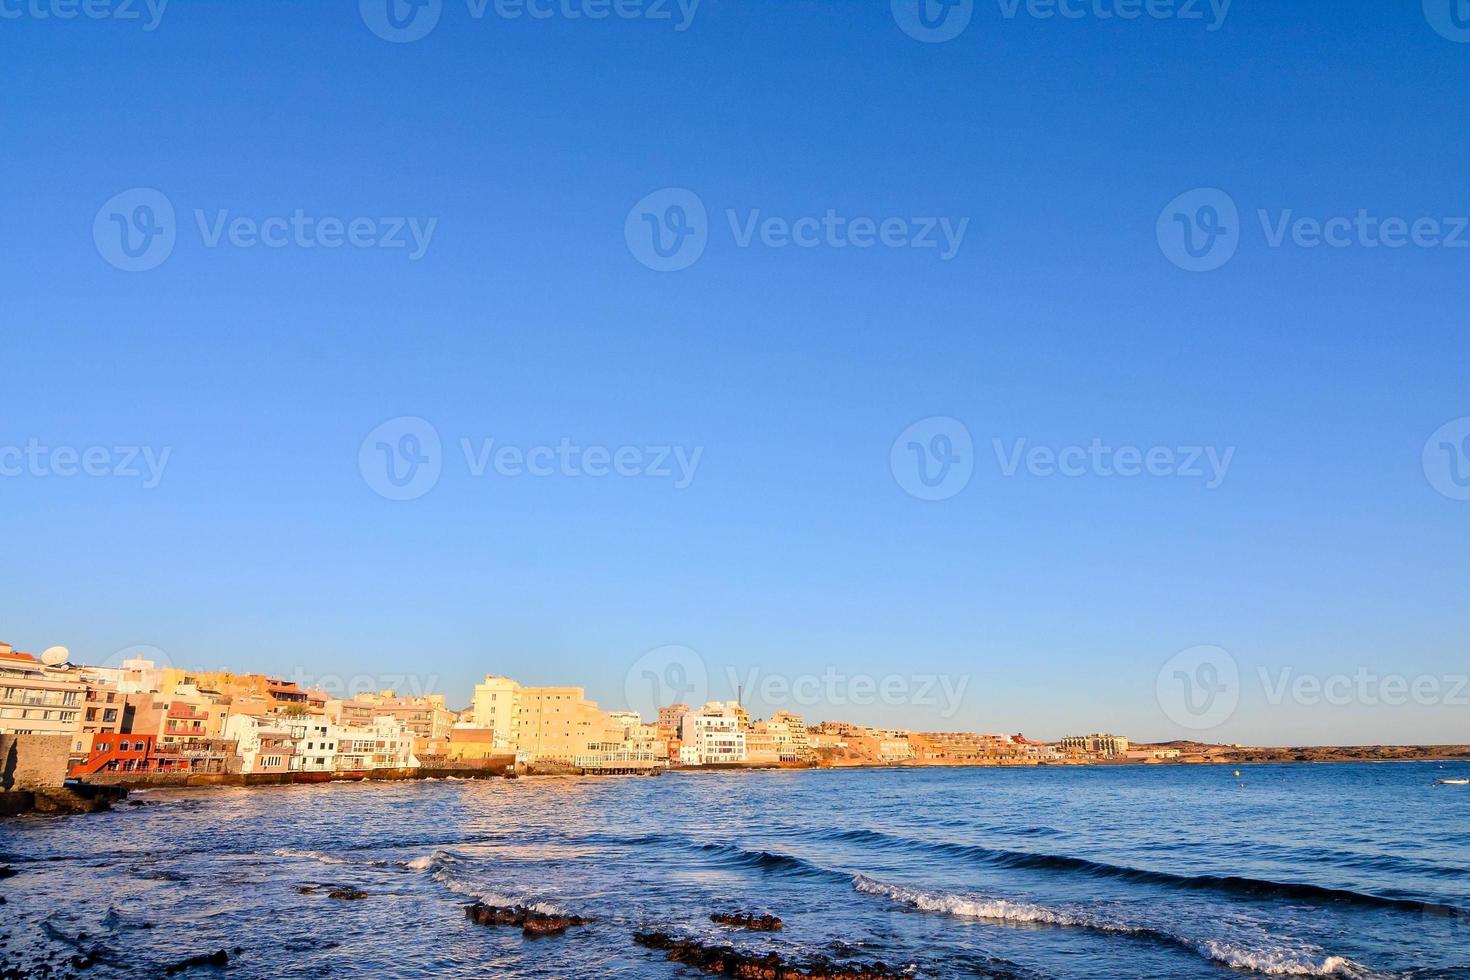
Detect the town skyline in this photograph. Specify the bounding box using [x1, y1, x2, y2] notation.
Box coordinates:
[3, 632, 1464, 749]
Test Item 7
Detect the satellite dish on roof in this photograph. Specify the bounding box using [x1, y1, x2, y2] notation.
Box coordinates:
[40, 646, 71, 667]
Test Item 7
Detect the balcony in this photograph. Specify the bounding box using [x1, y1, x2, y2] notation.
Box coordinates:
[167, 706, 209, 721]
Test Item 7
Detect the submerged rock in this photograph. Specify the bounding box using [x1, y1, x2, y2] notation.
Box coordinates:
[464, 902, 589, 937]
[162, 949, 229, 974]
[632, 931, 905, 979]
[326, 886, 368, 900]
[711, 911, 784, 931]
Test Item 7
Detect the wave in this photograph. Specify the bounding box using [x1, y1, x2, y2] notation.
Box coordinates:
[822, 827, 1467, 917]
[683, 840, 846, 880]
[853, 876, 1378, 978]
[407, 848, 563, 915]
[269, 846, 388, 869]
[569, 830, 852, 884]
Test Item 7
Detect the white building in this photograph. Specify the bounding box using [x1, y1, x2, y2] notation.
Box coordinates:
[0, 645, 84, 736]
[606, 710, 643, 731]
[285, 715, 419, 772]
[333, 716, 419, 771]
[678, 701, 747, 765]
[222, 713, 296, 774]
[288, 719, 338, 772]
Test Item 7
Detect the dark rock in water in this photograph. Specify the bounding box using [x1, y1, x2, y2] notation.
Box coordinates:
[296, 885, 317, 894]
[464, 902, 588, 937]
[711, 911, 783, 931]
[163, 949, 228, 974]
[0, 868, 16, 880]
[326, 886, 367, 900]
[632, 931, 905, 979]
[520, 915, 574, 937]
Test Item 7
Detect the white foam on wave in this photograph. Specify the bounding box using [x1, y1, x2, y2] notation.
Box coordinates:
[851, 876, 1375, 979]
[424, 856, 561, 915]
[1193, 941, 1368, 978]
[272, 847, 353, 865]
[405, 854, 436, 871]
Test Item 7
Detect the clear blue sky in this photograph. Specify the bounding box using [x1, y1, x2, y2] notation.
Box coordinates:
[4, 0, 1468, 744]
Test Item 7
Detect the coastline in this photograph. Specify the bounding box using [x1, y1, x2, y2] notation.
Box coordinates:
[42, 749, 1470, 804]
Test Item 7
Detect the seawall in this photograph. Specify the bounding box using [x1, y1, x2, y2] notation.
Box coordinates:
[79, 757, 516, 790]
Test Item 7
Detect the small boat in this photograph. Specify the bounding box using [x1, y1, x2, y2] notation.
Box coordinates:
[1434, 778, 1469, 785]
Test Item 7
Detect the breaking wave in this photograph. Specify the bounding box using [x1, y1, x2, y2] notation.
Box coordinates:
[824, 827, 1466, 917]
[853, 876, 1380, 978]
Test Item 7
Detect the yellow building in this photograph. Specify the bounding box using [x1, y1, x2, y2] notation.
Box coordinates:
[469, 674, 664, 770]
[513, 686, 620, 765]
[470, 675, 520, 750]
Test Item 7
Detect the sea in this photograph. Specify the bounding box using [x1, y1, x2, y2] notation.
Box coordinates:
[1, 763, 1466, 978]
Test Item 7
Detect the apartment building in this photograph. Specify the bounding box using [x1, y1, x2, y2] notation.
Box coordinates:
[656, 703, 689, 739]
[470, 675, 520, 750]
[222, 713, 297, 774]
[1060, 733, 1130, 757]
[333, 717, 419, 771]
[513, 686, 620, 766]
[0, 645, 84, 736]
[678, 702, 747, 765]
[328, 693, 453, 756]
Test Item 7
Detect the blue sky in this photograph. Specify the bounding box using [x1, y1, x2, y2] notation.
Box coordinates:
[3, 0, 1469, 744]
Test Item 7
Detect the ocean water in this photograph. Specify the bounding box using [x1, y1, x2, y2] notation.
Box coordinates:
[1, 763, 1467, 978]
